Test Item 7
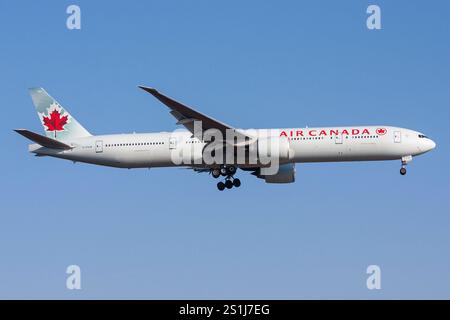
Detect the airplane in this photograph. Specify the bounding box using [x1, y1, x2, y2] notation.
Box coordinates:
[15, 87, 436, 191]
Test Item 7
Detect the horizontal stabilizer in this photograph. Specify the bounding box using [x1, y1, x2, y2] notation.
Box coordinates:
[14, 129, 72, 150]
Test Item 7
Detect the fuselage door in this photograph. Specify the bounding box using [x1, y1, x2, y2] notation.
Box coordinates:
[169, 137, 177, 149]
[95, 140, 103, 153]
[335, 134, 343, 144]
[394, 131, 401, 143]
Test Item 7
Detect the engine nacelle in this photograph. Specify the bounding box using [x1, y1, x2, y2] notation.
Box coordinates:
[256, 136, 293, 163]
[255, 163, 296, 184]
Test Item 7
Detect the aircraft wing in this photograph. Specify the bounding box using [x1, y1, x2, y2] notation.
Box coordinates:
[185, 167, 211, 173]
[138, 86, 250, 141]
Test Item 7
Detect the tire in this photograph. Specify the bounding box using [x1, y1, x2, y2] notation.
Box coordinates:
[212, 169, 220, 179]
[217, 182, 225, 191]
[400, 168, 407, 175]
[233, 178, 241, 187]
[220, 167, 228, 176]
[225, 180, 233, 189]
[227, 166, 236, 175]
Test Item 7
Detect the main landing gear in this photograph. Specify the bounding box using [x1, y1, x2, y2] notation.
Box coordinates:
[400, 155, 412, 176]
[212, 165, 241, 191]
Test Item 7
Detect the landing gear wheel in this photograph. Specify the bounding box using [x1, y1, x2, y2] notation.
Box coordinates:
[227, 166, 236, 175]
[233, 178, 241, 187]
[400, 156, 412, 176]
[225, 180, 233, 189]
[212, 169, 221, 179]
[217, 182, 225, 191]
[220, 167, 228, 176]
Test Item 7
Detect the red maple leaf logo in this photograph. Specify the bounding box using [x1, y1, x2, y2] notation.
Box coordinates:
[376, 128, 387, 135]
[42, 109, 68, 132]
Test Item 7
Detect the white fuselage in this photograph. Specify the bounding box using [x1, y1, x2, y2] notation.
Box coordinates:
[29, 126, 436, 169]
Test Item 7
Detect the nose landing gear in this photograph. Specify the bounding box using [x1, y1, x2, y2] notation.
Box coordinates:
[213, 165, 241, 191]
[400, 155, 412, 176]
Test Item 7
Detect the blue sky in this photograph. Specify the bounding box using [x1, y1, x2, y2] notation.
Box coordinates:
[0, 0, 449, 299]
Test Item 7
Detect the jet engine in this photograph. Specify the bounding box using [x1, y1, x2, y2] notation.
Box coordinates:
[253, 163, 296, 183]
[256, 136, 293, 163]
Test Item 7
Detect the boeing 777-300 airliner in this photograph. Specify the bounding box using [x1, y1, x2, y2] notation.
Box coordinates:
[15, 87, 436, 190]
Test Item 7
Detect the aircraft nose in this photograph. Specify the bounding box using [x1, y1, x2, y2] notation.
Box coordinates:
[429, 139, 436, 150]
[423, 138, 436, 152]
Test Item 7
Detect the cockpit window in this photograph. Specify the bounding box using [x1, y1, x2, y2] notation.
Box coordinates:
[418, 134, 428, 138]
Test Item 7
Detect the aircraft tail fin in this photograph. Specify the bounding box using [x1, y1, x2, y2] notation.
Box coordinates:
[14, 129, 72, 150]
[29, 88, 91, 141]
